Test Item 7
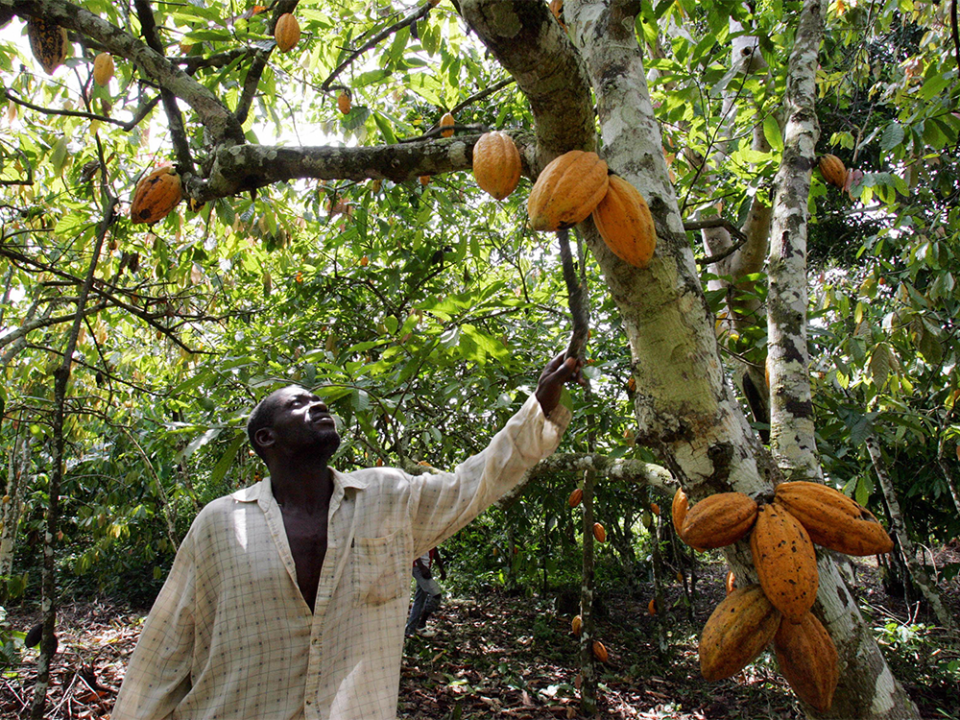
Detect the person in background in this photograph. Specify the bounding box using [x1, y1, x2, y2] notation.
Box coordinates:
[405, 547, 446, 637]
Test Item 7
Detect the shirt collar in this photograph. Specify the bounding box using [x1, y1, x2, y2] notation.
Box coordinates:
[231, 470, 368, 503]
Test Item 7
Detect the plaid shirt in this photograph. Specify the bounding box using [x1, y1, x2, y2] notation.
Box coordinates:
[113, 394, 570, 720]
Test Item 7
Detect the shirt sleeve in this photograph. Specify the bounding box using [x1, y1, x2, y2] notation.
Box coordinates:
[409, 393, 571, 556]
[112, 525, 197, 720]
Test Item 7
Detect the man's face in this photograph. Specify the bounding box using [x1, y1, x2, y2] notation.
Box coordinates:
[259, 386, 341, 459]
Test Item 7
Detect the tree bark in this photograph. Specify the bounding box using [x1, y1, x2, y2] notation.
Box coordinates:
[29, 198, 116, 719]
[765, 0, 823, 483]
[936, 436, 960, 519]
[866, 435, 955, 630]
[0, 433, 29, 587]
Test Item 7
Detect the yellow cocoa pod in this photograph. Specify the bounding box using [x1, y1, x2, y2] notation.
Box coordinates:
[527, 150, 608, 231]
[774, 611, 839, 713]
[93, 52, 114, 86]
[591, 174, 657, 268]
[27, 17, 68, 75]
[274, 13, 301, 53]
[568, 487, 583, 508]
[592, 640, 608, 663]
[671, 487, 689, 536]
[818, 154, 847, 189]
[473, 131, 521, 201]
[680, 492, 758, 549]
[592, 522, 606, 543]
[774, 481, 893, 556]
[337, 92, 352, 115]
[750, 504, 819, 622]
[130, 166, 183, 225]
[571, 614, 582, 636]
[699, 584, 781, 681]
[439, 111, 455, 138]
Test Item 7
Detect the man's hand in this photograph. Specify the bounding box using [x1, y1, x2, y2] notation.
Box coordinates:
[535, 353, 582, 417]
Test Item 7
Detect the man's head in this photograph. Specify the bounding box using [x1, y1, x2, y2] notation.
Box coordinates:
[247, 386, 340, 465]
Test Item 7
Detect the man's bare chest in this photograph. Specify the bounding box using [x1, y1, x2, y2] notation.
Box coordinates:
[280, 509, 328, 611]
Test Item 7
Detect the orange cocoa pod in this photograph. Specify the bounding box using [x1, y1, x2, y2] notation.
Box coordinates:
[774, 612, 839, 713]
[337, 92, 352, 115]
[647, 597, 657, 615]
[274, 13, 301, 53]
[818, 154, 847, 189]
[591, 174, 657, 268]
[725, 570, 736, 595]
[592, 522, 606, 543]
[671, 487, 689, 536]
[130, 167, 182, 225]
[650, 502, 660, 516]
[472, 131, 521, 201]
[419, 175, 431, 186]
[568, 487, 583, 508]
[750, 504, 819, 622]
[93, 52, 114, 86]
[680, 492, 758, 549]
[699, 584, 781, 681]
[439, 111, 455, 138]
[592, 640, 608, 663]
[774, 481, 893, 556]
[571, 614, 582, 636]
[527, 151, 608, 231]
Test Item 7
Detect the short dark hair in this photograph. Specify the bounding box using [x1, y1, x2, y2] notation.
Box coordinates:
[247, 391, 282, 461]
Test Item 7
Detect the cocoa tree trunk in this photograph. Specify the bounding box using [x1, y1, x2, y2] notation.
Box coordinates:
[29, 197, 116, 719]
[936, 436, 960, 519]
[865, 435, 955, 630]
[0, 431, 30, 587]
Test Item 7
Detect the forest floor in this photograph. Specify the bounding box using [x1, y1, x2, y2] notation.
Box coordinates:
[3, 549, 959, 720]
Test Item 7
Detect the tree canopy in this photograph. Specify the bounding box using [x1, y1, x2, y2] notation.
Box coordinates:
[1, 0, 958, 717]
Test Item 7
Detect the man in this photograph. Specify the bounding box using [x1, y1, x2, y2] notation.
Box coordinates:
[113, 353, 579, 720]
[404, 547, 445, 638]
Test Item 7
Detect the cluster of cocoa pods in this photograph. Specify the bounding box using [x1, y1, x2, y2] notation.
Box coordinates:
[526, 150, 657, 269]
[673, 481, 893, 712]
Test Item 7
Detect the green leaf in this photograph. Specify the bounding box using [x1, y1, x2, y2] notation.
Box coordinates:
[919, 73, 950, 101]
[177, 428, 221, 461]
[372, 113, 397, 145]
[210, 433, 246, 486]
[869, 343, 891, 388]
[880, 123, 904, 152]
[762, 115, 783, 152]
[50, 137, 69, 175]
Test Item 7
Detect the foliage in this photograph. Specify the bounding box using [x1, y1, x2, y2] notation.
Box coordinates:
[0, 0, 956, 639]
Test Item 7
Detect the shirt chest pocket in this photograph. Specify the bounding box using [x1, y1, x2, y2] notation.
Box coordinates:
[352, 530, 407, 607]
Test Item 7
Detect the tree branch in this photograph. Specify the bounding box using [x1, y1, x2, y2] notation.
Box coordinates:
[320, 2, 435, 93]
[9, 0, 244, 145]
[201, 133, 517, 199]
[132, 0, 193, 172]
[496, 453, 673, 511]
[3, 86, 160, 132]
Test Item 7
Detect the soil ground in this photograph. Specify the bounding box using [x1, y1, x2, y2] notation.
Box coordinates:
[3, 553, 958, 719]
